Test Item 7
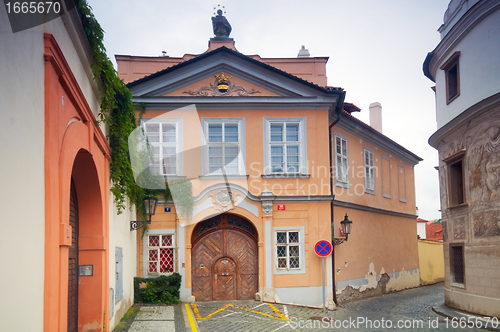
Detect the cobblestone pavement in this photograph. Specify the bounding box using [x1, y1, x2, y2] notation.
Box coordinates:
[191, 283, 489, 331]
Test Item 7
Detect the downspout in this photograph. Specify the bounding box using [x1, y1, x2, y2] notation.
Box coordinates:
[329, 91, 345, 305]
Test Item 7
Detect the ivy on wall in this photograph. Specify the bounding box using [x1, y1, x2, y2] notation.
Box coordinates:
[75, 0, 144, 214]
[74, 1, 196, 220]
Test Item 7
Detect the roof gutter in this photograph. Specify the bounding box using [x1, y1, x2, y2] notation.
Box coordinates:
[423, 51, 435, 82]
[328, 90, 345, 305]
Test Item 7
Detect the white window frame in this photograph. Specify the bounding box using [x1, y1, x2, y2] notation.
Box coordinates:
[263, 117, 307, 175]
[273, 226, 305, 275]
[141, 118, 183, 176]
[202, 118, 246, 176]
[334, 133, 349, 188]
[364, 147, 375, 194]
[144, 229, 177, 276]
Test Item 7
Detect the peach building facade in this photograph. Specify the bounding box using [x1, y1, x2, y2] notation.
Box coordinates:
[118, 27, 422, 307]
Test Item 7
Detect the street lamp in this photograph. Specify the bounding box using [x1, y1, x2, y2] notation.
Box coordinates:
[130, 196, 158, 231]
[333, 214, 353, 246]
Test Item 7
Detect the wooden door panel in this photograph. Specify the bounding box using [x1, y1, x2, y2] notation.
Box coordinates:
[192, 215, 258, 301]
[239, 274, 258, 300]
[226, 230, 258, 300]
[213, 258, 236, 300]
[192, 231, 223, 301]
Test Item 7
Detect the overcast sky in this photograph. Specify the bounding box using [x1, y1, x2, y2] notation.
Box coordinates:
[87, 0, 451, 221]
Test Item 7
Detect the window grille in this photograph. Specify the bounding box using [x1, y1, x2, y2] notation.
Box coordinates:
[276, 231, 300, 270]
[451, 245, 464, 284]
[148, 234, 176, 274]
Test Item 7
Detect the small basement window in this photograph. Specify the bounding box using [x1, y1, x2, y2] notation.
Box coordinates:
[450, 244, 464, 284]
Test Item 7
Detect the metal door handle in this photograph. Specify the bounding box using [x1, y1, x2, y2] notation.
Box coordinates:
[215, 274, 217, 280]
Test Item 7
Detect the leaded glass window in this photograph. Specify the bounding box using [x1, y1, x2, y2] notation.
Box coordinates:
[276, 231, 300, 270]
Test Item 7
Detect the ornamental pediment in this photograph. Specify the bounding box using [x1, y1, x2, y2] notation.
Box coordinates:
[164, 72, 279, 97]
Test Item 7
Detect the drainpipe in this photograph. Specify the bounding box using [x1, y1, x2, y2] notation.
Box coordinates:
[329, 91, 345, 305]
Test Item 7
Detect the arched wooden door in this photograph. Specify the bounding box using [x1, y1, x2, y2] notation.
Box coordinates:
[192, 214, 258, 301]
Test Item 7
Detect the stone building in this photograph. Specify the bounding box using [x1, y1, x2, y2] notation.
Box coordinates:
[424, 0, 500, 318]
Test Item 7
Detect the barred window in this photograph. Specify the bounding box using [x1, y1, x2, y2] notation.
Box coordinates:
[276, 231, 300, 270]
[147, 234, 176, 274]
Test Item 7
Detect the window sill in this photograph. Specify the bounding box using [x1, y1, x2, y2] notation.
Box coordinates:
[273, 269, 306, 275]
[450, 282, 466, 290]
[163, 175, 186, 180]
[199, 174, 249, 180]
[448, 203, 468, 210]
[335, 182, 349, 189]
[364, 189, 375, 195]
[146, 272, 177, 277]
[262, 174, 310, 179]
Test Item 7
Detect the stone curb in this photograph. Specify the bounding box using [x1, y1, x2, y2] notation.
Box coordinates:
[432, 302, 500, 332]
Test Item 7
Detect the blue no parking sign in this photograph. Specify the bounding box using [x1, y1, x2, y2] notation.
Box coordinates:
[314, 240, 332, 257]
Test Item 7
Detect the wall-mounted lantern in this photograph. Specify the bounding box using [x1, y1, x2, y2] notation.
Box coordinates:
[333, 214, 353, 246]
[130, 196, 158, 231]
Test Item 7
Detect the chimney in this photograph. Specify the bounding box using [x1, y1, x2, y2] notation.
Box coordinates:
[369, 102, 383, 133]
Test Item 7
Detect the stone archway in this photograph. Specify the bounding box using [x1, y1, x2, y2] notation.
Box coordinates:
[191, 214, 258, 301]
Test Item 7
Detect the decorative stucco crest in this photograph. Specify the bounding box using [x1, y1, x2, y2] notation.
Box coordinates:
[183, 72, 261, 97]
[262, 201, 273, 217]
[261, 189, 274, 217]
[209, 190, 236, 213]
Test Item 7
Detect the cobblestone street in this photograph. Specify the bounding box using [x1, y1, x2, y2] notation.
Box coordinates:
[190, 283, 489, 331]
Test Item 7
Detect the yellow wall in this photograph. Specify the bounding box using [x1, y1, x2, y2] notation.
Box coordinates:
[417, 240, 445, 285]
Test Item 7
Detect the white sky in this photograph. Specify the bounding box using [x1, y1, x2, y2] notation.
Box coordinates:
[87, 0, 451, 221]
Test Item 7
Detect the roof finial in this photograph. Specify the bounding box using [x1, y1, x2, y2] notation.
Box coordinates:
[212, 4, 232, 38]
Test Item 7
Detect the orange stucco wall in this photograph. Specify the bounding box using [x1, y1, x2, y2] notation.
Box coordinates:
[330, 125, 420, 296]
[331, 126, 417, 216]
[116, 51, 328, 87]
[44, 34, 111, 332]
[140, 108, 331, 198]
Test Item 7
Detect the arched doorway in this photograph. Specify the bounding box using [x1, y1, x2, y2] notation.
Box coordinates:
[191, 214, 258, 301]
